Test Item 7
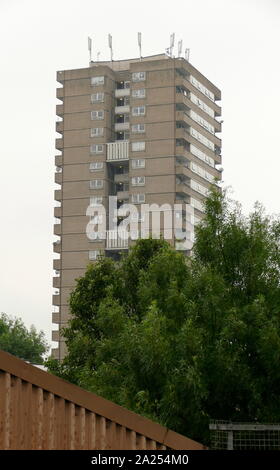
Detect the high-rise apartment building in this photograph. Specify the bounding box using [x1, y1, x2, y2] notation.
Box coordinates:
[53, 53, 222, 359]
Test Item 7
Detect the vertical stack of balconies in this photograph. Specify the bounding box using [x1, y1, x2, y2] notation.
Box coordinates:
[53, 75, 64, 356]
[105, 80, 131, 252]
[175, 65, 222, 227]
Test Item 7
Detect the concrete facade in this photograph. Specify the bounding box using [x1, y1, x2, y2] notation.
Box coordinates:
[53, 53, 222, 359]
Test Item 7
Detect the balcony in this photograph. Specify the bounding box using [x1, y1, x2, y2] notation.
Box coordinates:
[176, 164, 192, 179]
[53, 259, 61, 271]
[106, 230, 129, 250]
[52, 330, 60, 342]
[115, 88, 130, 98]
[52, 294, 60, 306]
[54, 224, 61, 236]
[114, 172, 129, 183]
[56, 88, 64, 99]
[107, 141, 129, 161]
[52, 312, 60, 324]
[56, 138, 63, 150]
[54, 189, 62, 201]
[175, 240, 193, 251]
[115, 122, 129, 132]
[53, 240, 61, 253]
[115, 105, 130, 114]
[57, 71, 64, 84]
[55, 172, 62, 184]
[53, 277, 60, 288]
[176, 181, 191, 196]
[117, 191, 129, 201]
[55, 155, 63, 167]
[56, 121, 63, 133]
[56, 104, 64, 116]
[54, 206, 62, 218]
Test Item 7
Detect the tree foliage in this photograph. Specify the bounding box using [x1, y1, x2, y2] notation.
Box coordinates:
[46, 188, 280, 443]
[0, 313, 48, 364]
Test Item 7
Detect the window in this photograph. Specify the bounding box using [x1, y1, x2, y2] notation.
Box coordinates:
[89, 179, 103, 189]
[132, 176, 145, 186]
[91, 76, 104, 86]
[132, 71, 146, 82]
[190, 92, 215, 118]
[190, 110, 214, 134]
[131, 193, 145, 203]
[190, 144, 214, 167]
[190, 197, 204, 212]
[91, 128, 104, 137]
[191, 162, 214, 182]
[123, 114, 129, 123]
[132, 106, 145, 116]
[190, 179, 208, 196]
[89, 162, 103, 171]
[91, 93, 104, 103]
[132, 89, 146, 98]
[132, 141, 145, 152]
[90, 144, 104, 154]
[131, 124, 145, 133]
[90, 196, 103, 206]
[91, 110, 104, 120]
[190, 75, 214, 102]
[190, 127, 214, 151]
[89, 250, 100, 260]
[132, 159, 145, 169]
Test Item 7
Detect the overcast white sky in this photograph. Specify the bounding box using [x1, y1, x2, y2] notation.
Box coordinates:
[0, 0, 279, 351]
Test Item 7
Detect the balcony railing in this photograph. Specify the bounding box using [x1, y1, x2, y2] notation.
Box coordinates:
[115, 122, 130, 132]
[115, 105, 130, 114]
[115, 88, 130, 98]
[106, 230, 128, 249]
[107, 141, 129, 161]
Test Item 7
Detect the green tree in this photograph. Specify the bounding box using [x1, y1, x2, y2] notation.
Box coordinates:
[0, 313, 48, 364]
[46, 188, 280, 444]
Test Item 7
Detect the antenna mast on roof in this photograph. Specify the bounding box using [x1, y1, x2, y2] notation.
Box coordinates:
[170, 33, 175, 57]
[108, 34, 113, 61]
[178, 39, 183, 58]
[88, 36, 92, 63]
[138, 32, 142, 60]
[185, 48, 190, 62]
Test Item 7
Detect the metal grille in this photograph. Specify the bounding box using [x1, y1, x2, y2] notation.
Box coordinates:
[210, 420, 280, 450]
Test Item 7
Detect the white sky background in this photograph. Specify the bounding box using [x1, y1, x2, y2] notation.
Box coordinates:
[0, 0, 279, 351]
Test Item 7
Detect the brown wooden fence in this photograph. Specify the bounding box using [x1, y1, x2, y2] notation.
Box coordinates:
[0, 349, 206, 450]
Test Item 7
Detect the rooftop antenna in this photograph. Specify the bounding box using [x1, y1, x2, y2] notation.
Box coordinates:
[108, 33, 113, 61]
[178, 39, 183, 58]
[170, 33, 175, 57]
[185, 48, 190, 62]
[88, 36, 92, 63]
[97, 51, 100, 61]
[138, 32, 142, 60]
